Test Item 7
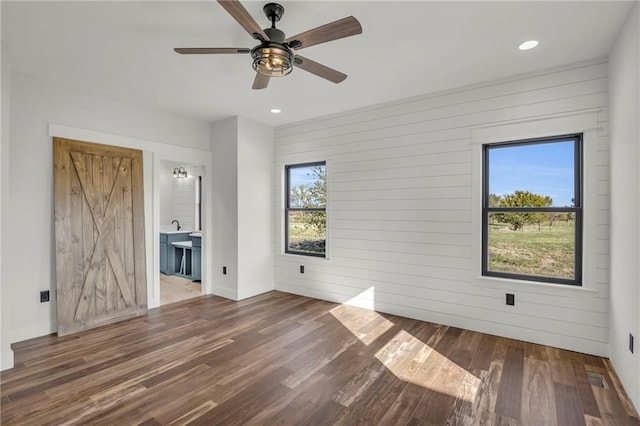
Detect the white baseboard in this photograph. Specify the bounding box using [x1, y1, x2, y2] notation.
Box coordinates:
[212, 286, 238, 301]
[1, 349, 14, 371]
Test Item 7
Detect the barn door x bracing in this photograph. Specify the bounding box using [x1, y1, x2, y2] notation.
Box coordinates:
[53, 138, 147, 336]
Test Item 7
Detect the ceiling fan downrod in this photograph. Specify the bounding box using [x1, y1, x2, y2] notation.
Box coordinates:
[263, 3, 285, 28]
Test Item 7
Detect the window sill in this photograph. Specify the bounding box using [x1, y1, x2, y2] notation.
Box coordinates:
[472, 275, 599, 296]
[278, 252, 331, 264]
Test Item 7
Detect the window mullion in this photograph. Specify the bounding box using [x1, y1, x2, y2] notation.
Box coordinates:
[287, 208, 326, 212]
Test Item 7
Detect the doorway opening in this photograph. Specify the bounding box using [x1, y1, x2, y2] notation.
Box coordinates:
[159, 160, 204, 305]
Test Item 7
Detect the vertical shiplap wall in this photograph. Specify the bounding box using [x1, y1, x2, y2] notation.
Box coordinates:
[273, 59, 610, 356]
[159, 162, 202, 230]
[172, 177, 195, 229]
[171, 165, 203, 230]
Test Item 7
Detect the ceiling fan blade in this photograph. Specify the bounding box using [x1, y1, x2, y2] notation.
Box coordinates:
[252, 73, 270, 90]
[294, 55, 347, 84]
[217, 0, 269, 41]
[286, 16, 362, 50]
[174, 48, 250, 54]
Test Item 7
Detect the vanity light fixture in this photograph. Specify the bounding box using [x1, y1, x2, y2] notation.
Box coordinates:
[173, 167, 187, 179]
[270, 108, 282, 114]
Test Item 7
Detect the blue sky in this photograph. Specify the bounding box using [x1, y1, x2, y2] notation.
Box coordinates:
[289, 164, 324, 188]
[488, 140, 576, 207]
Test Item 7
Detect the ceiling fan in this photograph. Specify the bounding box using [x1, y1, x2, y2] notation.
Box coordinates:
[174, 0, 362, 89]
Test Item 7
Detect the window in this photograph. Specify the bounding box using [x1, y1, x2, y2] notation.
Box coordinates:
[285, 162, 327, 257]
[482, 135, 583, 285]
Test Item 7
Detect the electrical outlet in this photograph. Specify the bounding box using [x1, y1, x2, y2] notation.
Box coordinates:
[506, 293, 515, 306]
[630, 333, 634, 354]
[40, 290, 50, 303]
[300, 265, 305, 274]
[222, 266, 227, 275]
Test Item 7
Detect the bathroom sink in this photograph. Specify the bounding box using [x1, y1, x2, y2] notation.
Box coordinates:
[171, 240, 192, 248]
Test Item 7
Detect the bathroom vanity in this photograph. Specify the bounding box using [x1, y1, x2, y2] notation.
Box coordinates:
[160, 230, 201, 281]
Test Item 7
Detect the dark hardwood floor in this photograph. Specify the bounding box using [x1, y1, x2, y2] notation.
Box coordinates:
[1, 291, 639, 425]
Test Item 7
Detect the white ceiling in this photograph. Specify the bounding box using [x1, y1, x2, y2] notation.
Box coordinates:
[2, 1, 634, 127]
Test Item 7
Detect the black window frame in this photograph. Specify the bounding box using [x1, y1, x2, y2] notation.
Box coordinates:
[482, 134, 583, 286]
[285, 161, 327, 258]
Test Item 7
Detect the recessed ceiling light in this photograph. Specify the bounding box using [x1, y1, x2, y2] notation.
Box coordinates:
[518, 40, 539, 51]
[270, 108, 282, 114]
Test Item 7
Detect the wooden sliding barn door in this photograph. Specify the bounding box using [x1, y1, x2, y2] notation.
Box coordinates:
[53, 138, 147, 336]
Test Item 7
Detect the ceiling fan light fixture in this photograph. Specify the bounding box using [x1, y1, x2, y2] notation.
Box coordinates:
[251, 43, 294, 77]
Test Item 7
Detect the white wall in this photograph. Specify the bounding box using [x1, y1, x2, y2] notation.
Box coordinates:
[211, 117, 240, 300]
[274, 59, 611, 357]
[237, 117, 274, 300]
[159, 161, 202, 231]
[211, 116, 274, 301]
[0, 3, 7, 370]
[159, 161, 174, 227]
[0, 71, 212, 369]
[170, 165, 200, 231]
[609, 3, 640, 409]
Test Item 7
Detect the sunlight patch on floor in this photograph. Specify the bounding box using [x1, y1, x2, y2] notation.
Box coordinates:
[329, 287, 395, 346]
[329, 289, 480, 403]
[376, 329, 481, 400]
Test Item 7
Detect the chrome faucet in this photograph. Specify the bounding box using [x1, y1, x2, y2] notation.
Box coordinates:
[171, 220, 181, 231]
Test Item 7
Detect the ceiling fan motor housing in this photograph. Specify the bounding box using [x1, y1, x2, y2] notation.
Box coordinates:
[264, 27, 286, 43]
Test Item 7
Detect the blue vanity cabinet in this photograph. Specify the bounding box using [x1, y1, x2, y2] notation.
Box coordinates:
[160, 232, 191, 275]
[191, 235, 201, 281]
[160, 234, 168, 274]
